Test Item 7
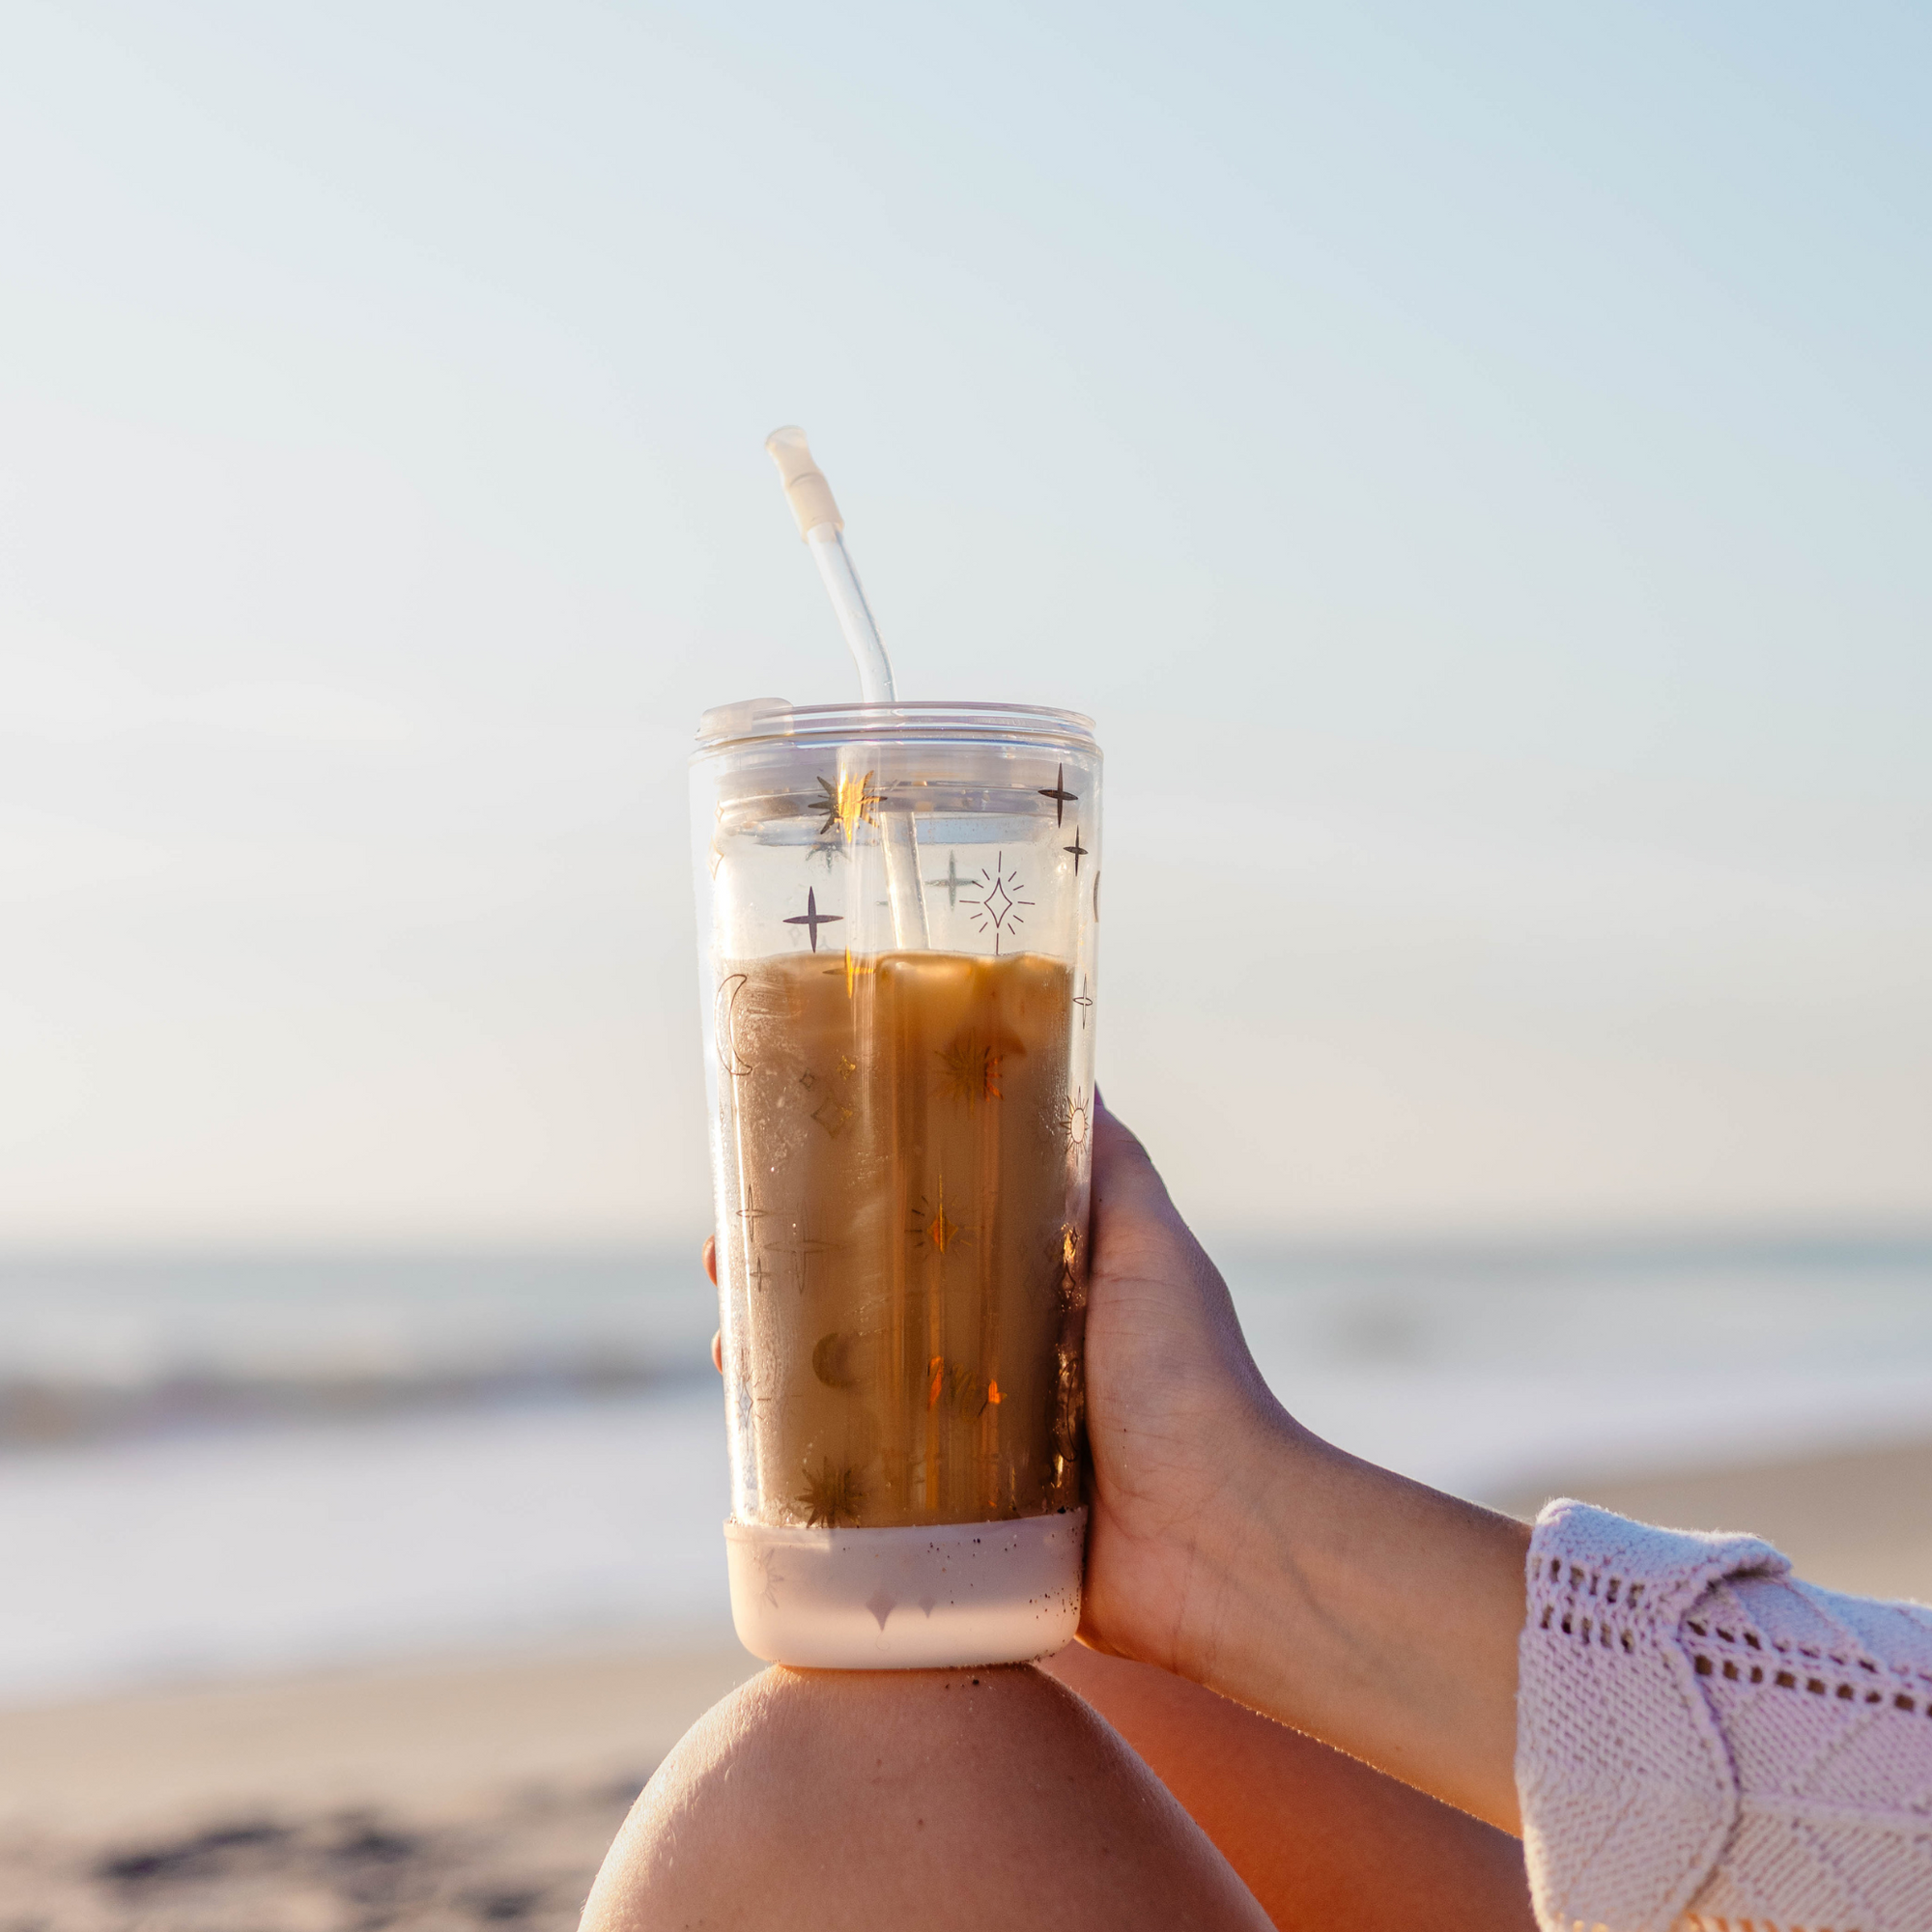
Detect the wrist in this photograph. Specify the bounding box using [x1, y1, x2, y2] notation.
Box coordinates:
[1160, 1401, 1331, 1688]
[1149, 1412, 1531, 1832]
[1089, 1384, 1309, 1682]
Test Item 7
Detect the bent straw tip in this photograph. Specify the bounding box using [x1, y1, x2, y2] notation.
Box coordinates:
[763, 425, 842, 539]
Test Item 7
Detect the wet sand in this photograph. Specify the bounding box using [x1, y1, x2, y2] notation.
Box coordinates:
[5, 1436, 1926, 1930]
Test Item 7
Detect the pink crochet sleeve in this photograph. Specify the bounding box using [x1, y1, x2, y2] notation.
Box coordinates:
[1516, 1499, 1932, 1932]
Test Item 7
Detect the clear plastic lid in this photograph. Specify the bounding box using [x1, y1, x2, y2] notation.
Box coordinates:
[695, 698, 1097, 758]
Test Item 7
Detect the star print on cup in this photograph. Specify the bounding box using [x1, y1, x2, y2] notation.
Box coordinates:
[1037, 764, 1078, 825]
[963, 853, 1035, 955]
[925, 852, 969, 910]
[782, 887, 841, 952]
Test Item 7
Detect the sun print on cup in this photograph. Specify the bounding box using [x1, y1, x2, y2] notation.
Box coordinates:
[937, 1032, 1006, 1108]
[1049, 1091, 1091, 1153]
[814, 771, 884, 843]
[797, 1458, 863, 1528]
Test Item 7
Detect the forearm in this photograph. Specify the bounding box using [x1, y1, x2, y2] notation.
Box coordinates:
[1155, 1407, 1531, 1833]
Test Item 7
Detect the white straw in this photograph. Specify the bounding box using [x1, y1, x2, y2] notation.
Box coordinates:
[764, 427, 930, 949]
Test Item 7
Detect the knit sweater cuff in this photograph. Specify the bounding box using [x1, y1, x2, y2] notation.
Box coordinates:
[1515, 1498, 1788, 1932]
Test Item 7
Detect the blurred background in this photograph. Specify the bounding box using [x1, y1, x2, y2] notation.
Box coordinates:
[3, 0, 1930, 1733]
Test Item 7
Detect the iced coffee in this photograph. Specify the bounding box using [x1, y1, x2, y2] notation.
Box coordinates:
[717, 947, 1085, 1529]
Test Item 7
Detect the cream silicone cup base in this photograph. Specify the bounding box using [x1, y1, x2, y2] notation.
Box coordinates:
[724, 1509, 1087, 1669]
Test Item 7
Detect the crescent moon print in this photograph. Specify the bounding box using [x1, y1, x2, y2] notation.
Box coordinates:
[714, 972, 752, 1076]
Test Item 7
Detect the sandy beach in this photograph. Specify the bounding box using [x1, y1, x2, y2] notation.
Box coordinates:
[5, 1435, 1927, 1930]
[0, 1643, 759, 1931]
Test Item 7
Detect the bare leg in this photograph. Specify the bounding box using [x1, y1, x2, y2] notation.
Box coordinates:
[580, 1662, 1271, 1932]
[1042, 1645, 1536, 1932]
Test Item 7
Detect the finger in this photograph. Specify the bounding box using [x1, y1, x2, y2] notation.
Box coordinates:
[711, 1329, 724, 1376]
[701, 1235, 718, 1287]
[1092, 1092, 1178, 1220]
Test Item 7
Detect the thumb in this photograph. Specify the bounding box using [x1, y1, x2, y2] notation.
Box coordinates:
[1092, 1091, 1182, 1227]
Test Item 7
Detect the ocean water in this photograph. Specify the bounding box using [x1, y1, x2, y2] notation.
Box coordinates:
[1, 1243, 1928, 1706]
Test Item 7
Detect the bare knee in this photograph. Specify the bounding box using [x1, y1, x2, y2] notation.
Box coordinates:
[582, 1662, 1269, 1931]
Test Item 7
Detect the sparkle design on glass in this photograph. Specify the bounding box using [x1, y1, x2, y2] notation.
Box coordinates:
[751, 1539, 781, 1607]
[1038, 764, 1078, 825]
[908, 1178, 963, 1256]
[810, 1092, 855, 1138]
[747, 1252, 773, 1293]
[964, 853, 1034, 953]
[1055, 1094, 1091, 1150]
[926, 852, 968, 909]
[783, 887, 841, 952]
[786, 1234, 836, 1296]
[1073, 975, 1093, 1029]
[814, 772, 884, 842]
[734, 1371, 760, 1513]
[823, 947, 876, 999]
[937, 1036, 1004, 1107]
[797, 1459, 863, 1527]
[1063, 824, 1089, 874]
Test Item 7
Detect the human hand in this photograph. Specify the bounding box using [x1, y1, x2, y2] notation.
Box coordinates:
[1075, 1097, 1529, 1831]
[1074, 1094, 1295, 1677]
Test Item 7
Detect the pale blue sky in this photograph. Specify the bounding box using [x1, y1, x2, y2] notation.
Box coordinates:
[3, 2, 1928, 1242]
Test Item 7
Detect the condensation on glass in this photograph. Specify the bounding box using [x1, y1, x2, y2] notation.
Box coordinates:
[690, 700, 1100, 1666]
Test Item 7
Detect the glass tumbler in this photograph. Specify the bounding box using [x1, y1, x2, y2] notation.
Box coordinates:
[690, 699, 1101, 1666]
